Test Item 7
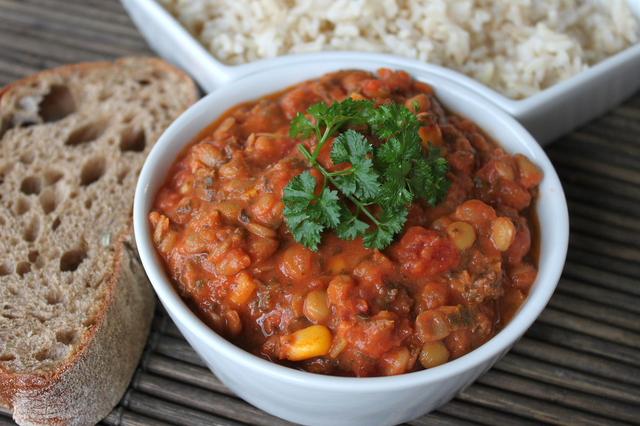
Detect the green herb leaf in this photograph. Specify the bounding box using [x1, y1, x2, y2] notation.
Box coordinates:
[362, 206, 408, 250]
[334, 204, 369, 242]
[366, 102, 421, 140]
[331, 129, 380, 200]
[281, 171, 341, 251]
[377, 160, 414, 208]
[370, 104, 449, 211]
[281, 91, 450, 252]
[289, 112, 318, 140]
[315, 186, 342, 228]
[292, 220, 324, 251]
[407, 145, 451, 206]
[317, 98, 375, 129]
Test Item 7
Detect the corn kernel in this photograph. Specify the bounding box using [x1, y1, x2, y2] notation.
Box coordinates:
[230, 271, 257, 304]
[280, 325, 332, 361]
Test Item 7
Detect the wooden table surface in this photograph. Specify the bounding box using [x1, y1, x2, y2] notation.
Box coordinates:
[1, 1, 640, 425]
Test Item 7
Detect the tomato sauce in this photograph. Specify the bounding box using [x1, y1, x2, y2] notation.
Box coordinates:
[149, 69, 542, 377]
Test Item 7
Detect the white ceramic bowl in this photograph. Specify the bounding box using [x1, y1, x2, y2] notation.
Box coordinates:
[121, 0, 640, 146]
[133, 58, 569, 426]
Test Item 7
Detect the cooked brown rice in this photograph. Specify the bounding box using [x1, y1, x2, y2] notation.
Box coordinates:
[158, 0, 639, 99]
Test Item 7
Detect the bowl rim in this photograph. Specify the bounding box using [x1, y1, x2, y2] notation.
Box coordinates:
[133, 60, 569, 392]
[126, 0, 640, 109]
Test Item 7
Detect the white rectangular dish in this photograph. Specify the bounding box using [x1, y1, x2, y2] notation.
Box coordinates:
[120, 0, 640, 146]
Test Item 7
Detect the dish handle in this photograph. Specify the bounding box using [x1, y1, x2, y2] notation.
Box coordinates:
[120, 0, 234, 92]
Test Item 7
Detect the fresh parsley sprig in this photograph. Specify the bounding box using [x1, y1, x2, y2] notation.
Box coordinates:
[281, 97, 450, 251]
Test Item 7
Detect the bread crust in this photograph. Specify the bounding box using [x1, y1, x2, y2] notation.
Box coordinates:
[0, 57, 191, 101]
[2, 240, 154, 426]
[0, 58, 197, 425]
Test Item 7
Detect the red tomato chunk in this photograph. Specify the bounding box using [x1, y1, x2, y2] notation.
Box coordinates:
[149, 69, 542, 377]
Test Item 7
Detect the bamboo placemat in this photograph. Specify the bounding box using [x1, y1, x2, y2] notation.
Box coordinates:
[1, 0, 639, 425]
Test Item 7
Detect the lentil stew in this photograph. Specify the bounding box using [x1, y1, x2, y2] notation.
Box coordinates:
[149, 69, 542, 377]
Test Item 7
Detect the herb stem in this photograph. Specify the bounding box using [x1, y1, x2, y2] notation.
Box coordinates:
[310, 124, 334, 164]
[299, 143, 383, 229]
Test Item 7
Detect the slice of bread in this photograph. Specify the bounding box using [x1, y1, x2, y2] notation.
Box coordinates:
[0, 58, 198, 425]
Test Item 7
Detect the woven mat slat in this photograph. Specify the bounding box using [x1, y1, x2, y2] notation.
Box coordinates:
[153, 335, 206, 368]
[409, 411, 482, 426]
[54, 0, 131, 12]
[17, 0, 138, 26]
[556, 278, 640, 313]
[476, 369, 640, 424]
[561, 260, 640, 294]
[158, 317, 186, 340]
[457, 384, 629, 426]
[144, 354, 234, 396]
[580, 123, 640, 150]
[143, 338, 640, 420]
[558, 169, 640, 203]
[613, 105, 640, 120]
[526, 322, 640, 367]
[566, 201, 640, 233]
[548, 148, 640, 181]
[562, 132, 640, 164]
[564, 183, 640, 215]
[0, 35, 110, 67]
[0, 17, 150, 55]
[133, 372, 297, 426]
[569, 216, 640, 250]
[0, 7, 141, 43]
[492, 354, 640, 406]
[433, 401, 546, 426]
[0, 56, 42, 87]
[102, 408, 174, 426]
[566, 248, 640, 279]
[511, 337, 640, 386]
[0, 0, 141, 38]
[598, 114, 640, 133]
[0, 43, 62, 73]
[101, 410, 121, 426]
[563, 186, 640, 219]
[547, 292, 640, 331]
[559, 128, 640, 160]
[569, 232, 640, 263]
[0, 20, 150, 59]
[123, 392, 246, 426]
[537, 308, 640, 348]
[118, 412, 175, 426]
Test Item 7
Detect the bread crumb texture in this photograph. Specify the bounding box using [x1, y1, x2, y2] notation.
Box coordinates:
[0, 58, 197, 425]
